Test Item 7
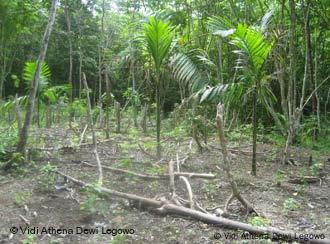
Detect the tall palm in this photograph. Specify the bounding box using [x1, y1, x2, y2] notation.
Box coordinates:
[144, 16, 173, 157]
[172, 17, 273, 176]
[202, 18, 273, 176]
[229, 23, 273, 176]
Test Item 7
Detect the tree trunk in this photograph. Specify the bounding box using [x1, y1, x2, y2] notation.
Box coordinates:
[14, 94, 22, 131]
[251, 86, 257, 176]
[104, 66, 111, 138]
[82, 73, 103, 185]
[64, 1, 73, 102]
[156, 76, 161, 158]
[16, 0, 58, 155]
[115, 101, 121, 133]
[216, 103, 255, 214]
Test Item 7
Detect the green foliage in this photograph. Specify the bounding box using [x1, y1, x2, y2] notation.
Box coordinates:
[230, 23, 273, 72]
[111, 234, 127, 244]
[274, 170, 285, 186]
[248, 215, 269, 227]
[23, 61, 51, 92]
[38, 162, 57, 191]
[283, 198, 299, 214]
[299, 117, 330, 152]
[144, 17, 174, 73]
[80, 185, 109, 215]
[11, 191, 32, 206]
[310, 161, 323, 176]
[22, 233, 37, 244]
[202, 182, 218, 195]
[0, 125, 18, 155]
[170, 49, 214, 92]
[119, 157, 133, 168]
[146, 164, 166, 175]
[227, 125, 252, 141]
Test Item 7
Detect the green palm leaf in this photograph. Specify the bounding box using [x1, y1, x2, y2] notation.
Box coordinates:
[230, 24, 273, 72]
[23, 61, 51, 91]
[170, 49, 214, 92]
[144, 17, 173, 74]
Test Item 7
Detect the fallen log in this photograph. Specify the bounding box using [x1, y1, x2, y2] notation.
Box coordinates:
[288, 176, 321, 185]
[54, 170, 329, 244]
[81, 161, 216, 180]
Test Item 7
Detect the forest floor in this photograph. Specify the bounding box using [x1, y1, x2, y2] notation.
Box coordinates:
[0, 125, 329, 244]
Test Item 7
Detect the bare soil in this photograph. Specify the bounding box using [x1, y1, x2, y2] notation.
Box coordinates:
[0, 127, 329, 243]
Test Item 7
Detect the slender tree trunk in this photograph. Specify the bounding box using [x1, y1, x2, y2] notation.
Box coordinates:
[302, 0, 316, 139]
[82, 73, 103, 185]
[16, 0, 58, 154]
[0, 24, 6, 100]
[282, 0, 297, 164]
[141, 103, 148, 133]
[216, 103, 255, 213]
[104, 66, 111, 138]
[251, 85, 257, 176]
[156, 74, 161, 158]
[14, 94, 22, 131]
[115, 101, 121, 133]
[314, 38, 321, 134]
[65, 1, 73, 102]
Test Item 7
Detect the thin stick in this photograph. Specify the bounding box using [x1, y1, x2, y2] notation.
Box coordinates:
[138, 143, 158, 160]
[78, 124, 88, 146]
[168, 160, 175, 197]
[81, 161, 215, 180]
[216, 103, 256, 214]
[179, 176, 194, 209]
[82, 73, 103, 185]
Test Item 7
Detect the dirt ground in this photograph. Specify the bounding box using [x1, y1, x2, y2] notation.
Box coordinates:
[0, 127, 329, 243]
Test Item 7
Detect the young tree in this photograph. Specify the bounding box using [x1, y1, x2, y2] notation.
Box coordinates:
[144, 17, 173, 157]
[16, 0, 59, 154]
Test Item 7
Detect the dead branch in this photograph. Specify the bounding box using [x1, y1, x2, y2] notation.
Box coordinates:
[19, 215, 30, 226]
[288, 176, 320, 184]
[179, 176, 194, 209]
[82, 73, 103, 185]
[81, 161, 215, 180]
[216, 103, 257, 215]
[78, 124, 88, 146]
[138, 143, 158, 160]
[168, 160, 175, 197]
[53, 170, 330, 244]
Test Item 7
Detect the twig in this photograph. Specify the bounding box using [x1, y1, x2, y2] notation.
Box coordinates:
[138, 143, 158, 160]
[19, 215, 30, 226]
[78, 124, 88, 146]
[168, 160, 175, 197]
[81, 161, 216, 180]
[83, 73, 103, 185]
[179, 176, 194, 209]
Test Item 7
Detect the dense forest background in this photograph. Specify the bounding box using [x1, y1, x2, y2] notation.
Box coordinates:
[1, 0, 329, 156]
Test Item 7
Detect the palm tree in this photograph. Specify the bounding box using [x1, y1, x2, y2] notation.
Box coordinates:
[206, 18, 274, 176]
[144, 16, 173, 157]
[172, 16, 273, 176]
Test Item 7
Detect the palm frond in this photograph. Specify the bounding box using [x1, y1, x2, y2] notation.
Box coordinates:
[23, 61, 51, 91]
[259, 10, 273, 33]
[230, 24, 273, 71]
[144, 17, 173, 72]
[199, 83, 243, 103]
[170, 49, 215, 92]
[207, 16, 234, 37]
